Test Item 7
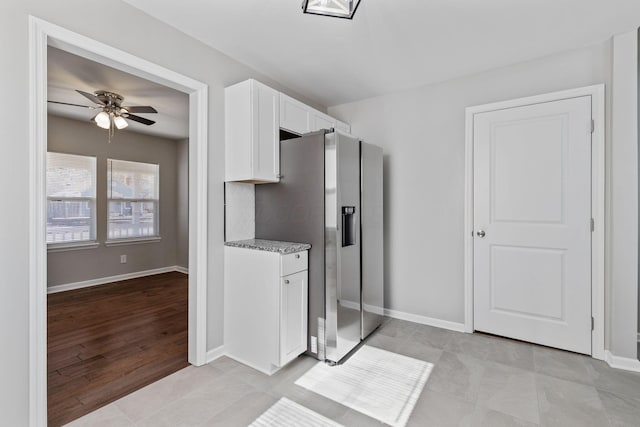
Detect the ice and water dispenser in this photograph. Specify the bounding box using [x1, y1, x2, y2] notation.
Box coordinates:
[341, 206, 357, 247]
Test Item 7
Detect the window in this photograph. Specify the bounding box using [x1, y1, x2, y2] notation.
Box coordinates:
[47, 152, 97, 245]
[107, 159, 159, 240]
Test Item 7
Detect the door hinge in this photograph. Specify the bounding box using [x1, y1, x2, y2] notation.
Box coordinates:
[591, 316, 595, 331]
[590, 119, 595, 134]
[590, 218, 595, 232]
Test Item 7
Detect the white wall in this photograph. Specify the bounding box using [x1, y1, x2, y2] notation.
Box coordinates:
[47, 115, 181, 287]
[637, 30, 640, 347]
[0, 1, 323, 424]
[176, 138, 189, 269]
[610, 30, 639, 359]
[224, 182, 255, 242]
[329, 41, 613, 329]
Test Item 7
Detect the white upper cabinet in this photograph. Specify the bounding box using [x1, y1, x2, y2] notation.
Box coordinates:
[336, 120, 351, 134]
[225, 79, 280, 183]
[310, 111, 337, 133]
[225, 79, 351, 183]
[280, 94, 311, 135]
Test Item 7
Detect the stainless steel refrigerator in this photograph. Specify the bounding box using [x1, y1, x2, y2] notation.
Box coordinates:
[255, 130, 384, 364]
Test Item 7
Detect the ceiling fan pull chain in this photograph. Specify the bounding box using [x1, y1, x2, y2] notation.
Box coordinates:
[109, 116, 114, 143]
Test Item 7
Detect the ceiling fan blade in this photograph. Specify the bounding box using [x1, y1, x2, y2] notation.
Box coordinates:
[122, 106, 157, 114]
[48, 100, 98, 109]
[125, 114, 156, 126]
[76, 89, 105, 105]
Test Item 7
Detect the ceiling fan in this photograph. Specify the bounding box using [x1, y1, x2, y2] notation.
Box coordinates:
[48, 90, 158, 142]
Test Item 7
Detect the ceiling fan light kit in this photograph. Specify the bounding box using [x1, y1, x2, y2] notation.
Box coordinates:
[48, 89, 157, 143]
[94, 111, 111, 129]
[113, 115, 128, 130]
[302, 0, 361, 19]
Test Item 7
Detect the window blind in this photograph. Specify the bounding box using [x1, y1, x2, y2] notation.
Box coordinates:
[46, 152, 97, 244]
[107, 159, 160, 240]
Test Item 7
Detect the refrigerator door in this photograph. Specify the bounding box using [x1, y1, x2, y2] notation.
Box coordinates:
[325, 131, 362, 363]
[361, 142, 384, 338]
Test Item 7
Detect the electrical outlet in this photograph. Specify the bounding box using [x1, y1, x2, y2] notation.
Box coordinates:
[310, 336, 318, 354]
[120, 255, 127, 264]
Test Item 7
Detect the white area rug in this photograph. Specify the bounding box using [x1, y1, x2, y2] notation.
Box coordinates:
[295, 345, 433, 427]
[249, 397, 344, 427]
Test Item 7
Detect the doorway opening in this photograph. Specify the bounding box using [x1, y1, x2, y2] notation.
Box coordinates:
[29, 17, 209, 426]
[46, 45, 192, 425]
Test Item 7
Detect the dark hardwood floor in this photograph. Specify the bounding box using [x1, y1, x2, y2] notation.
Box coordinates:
[47, 272, 188, 426]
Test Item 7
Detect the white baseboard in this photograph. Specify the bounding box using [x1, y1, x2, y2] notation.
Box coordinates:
[384, 308, 467, 333]
[175, 265, 189, 274]
[47, 266, 188, 294]
[205, 345, 225, 364]
[604, 350, 640, 373]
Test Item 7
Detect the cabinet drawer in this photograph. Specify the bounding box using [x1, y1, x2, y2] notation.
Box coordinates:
[281, 251, 308, 276]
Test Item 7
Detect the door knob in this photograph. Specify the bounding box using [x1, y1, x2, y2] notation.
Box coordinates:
[476, 230, 486, 238]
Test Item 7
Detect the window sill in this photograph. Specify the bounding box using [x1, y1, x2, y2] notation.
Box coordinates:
[48, 241, 100, 253]
[105, 237, 162, 247]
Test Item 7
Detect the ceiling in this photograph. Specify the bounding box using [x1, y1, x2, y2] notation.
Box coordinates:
[48, 47, 189, 140]
[123, 0, 640, 107]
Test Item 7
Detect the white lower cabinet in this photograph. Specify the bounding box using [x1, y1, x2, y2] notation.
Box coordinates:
[224, 246, 308, 375]
[279, 270, 308, 366]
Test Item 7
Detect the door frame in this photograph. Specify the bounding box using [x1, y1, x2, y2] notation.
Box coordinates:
[463, 85, 606, 360]
[28, 17, 209, 426]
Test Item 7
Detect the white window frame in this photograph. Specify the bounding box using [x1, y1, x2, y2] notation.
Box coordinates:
[106, 158, 160, 244]
[46, 152, 98, 251]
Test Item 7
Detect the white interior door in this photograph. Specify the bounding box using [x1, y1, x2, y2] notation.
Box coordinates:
[473, 96, 592, 355]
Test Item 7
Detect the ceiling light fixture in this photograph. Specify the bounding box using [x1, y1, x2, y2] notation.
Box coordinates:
[94, 111, 111, 130]
[113, 115, 129, 130]
[302, 0, 362, 19]
[49, 89, 158, 143]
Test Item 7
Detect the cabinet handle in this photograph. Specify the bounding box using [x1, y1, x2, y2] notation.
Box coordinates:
[284, 279, 290, 284]
[295, 254, 300, 259]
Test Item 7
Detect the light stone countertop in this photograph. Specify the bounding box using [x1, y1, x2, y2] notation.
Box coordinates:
[224, 239, 311, 254]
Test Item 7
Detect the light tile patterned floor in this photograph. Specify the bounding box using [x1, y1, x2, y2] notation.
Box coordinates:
[66, 317, 640, 426]
[250, 398, 343, 427]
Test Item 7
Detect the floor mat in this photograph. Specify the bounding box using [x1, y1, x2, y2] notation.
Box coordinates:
[249, 397, 344, 427]
[295, 345, 433, 427]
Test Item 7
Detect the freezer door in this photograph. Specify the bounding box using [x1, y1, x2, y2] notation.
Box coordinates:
[361, 142, 384, 339]
[325, 131, 362, 363]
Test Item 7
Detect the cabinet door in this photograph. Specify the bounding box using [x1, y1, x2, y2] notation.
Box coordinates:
[279, 270, 308, 366]
[310, 112, 336, 132]
[280, 94, 310, 135]
[252, 81, 280, 182]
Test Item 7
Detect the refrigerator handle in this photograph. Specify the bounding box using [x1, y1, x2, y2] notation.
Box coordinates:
[341, 206, 357, 247]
